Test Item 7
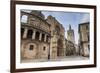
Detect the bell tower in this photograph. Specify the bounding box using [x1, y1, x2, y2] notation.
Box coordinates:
[67, 24, 75, 43]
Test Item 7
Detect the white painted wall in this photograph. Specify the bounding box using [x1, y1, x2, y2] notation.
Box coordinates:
[0, 0, 100, 73]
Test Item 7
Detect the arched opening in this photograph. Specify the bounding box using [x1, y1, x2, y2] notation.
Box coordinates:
[41, 34, 45, 42]
[35, 31, 40, 40]
[21, 28, 24, 38]
[57, 38, 63, 56]
[27, 29, 33, 39]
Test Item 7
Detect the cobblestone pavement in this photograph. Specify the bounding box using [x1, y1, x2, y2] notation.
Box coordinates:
[21, 55, 89, 63]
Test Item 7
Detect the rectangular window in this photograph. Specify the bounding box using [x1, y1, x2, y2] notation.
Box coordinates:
[29, 45, 34, 50]
[43, 46, 46, 51]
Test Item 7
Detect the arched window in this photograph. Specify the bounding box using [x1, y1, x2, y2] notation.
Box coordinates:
[21, 15, 28, 23]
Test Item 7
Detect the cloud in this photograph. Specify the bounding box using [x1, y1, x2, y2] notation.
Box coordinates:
[80, 14, 90, 23]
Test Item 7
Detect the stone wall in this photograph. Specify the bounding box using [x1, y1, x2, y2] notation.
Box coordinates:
[21, 40, 49, 59]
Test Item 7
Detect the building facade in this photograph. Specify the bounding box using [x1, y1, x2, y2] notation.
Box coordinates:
[21, 11, 51, 61]
[21, 10, 66, 61]
[78, 22, 90, 57]
[46, 15, 66, 59]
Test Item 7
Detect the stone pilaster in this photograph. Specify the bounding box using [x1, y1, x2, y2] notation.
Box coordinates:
[23, 28, 28, 38]
[32, 29, 36, 40]
[44, 34, 47, 42]
[39, 32, 42, 41]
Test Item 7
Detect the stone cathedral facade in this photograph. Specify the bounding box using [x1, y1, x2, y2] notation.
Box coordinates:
[46, 15, 66, 59]
[21, 10, 66, 61]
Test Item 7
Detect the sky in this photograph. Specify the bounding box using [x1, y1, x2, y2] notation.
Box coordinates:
[41, 11, 90, 44]
[21, 10, 90, 44]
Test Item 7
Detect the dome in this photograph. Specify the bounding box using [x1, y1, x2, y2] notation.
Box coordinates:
[30, 10, 45, 19]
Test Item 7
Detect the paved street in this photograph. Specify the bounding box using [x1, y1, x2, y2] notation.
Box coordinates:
[50, 55, 89, 61]
[21, 55, 89, 63]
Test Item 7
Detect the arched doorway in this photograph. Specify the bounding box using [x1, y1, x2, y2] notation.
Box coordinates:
[57, 38, 63, 56]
